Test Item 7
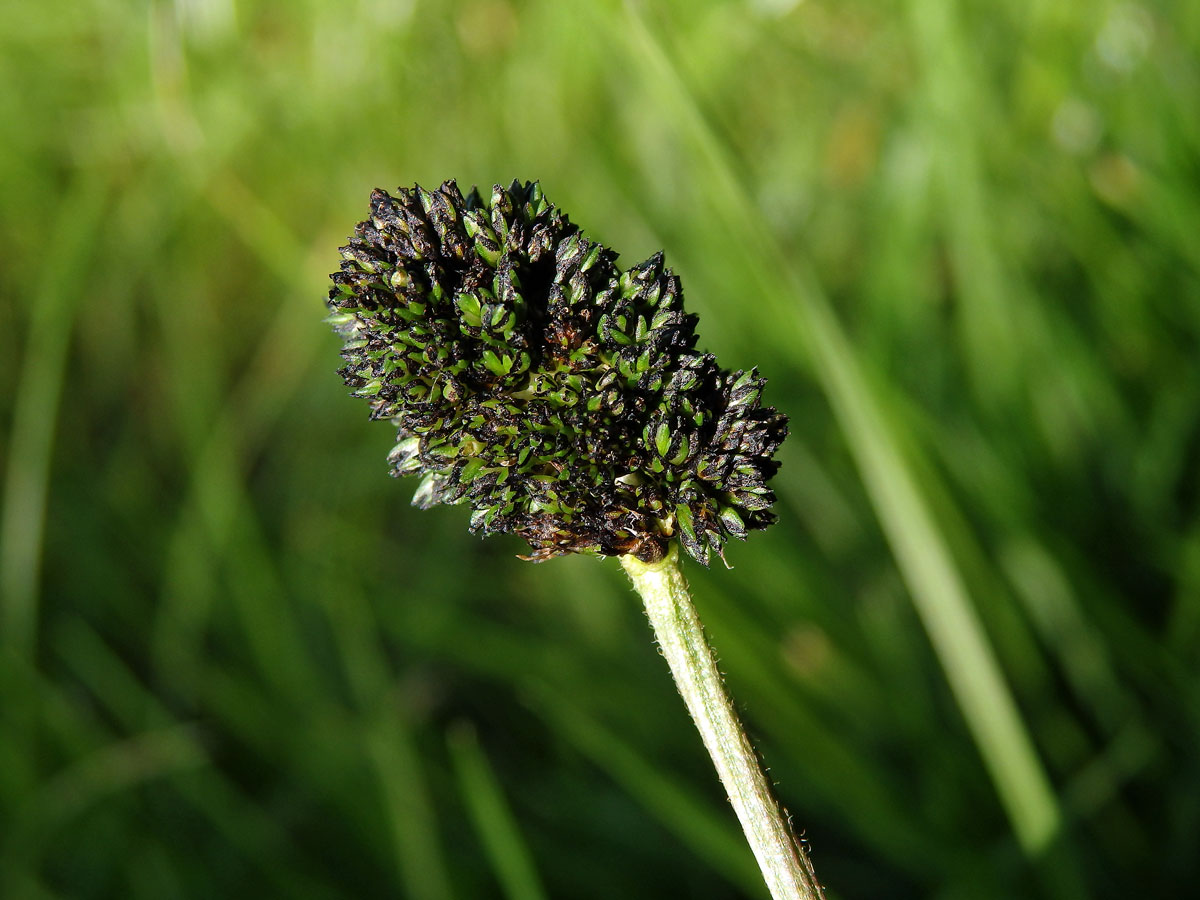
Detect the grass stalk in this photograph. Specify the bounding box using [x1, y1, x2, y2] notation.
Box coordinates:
[621, 547, 824, 900]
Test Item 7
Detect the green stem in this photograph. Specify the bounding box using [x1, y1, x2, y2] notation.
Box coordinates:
[621, 546, 824, 900]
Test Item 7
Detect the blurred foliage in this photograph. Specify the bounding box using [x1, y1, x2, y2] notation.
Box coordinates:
[2, 0, 1199, 898]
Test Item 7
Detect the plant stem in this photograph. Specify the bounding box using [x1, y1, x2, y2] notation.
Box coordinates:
[621, 546, 824, 900]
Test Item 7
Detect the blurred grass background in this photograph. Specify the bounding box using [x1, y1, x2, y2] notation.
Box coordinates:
[2, 0, 1199, 897]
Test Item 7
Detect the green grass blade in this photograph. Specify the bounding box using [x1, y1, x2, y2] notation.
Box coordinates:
[447, 721, 549, 900]
[533, 687, 767, 898]
[1, 179, 110, 659]
[613, 2, 1066, 861]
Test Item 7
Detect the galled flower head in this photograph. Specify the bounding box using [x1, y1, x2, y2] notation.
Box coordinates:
[327, 179, 787, 565]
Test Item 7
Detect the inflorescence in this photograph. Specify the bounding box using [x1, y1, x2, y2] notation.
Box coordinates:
[327, 180, 787, 565]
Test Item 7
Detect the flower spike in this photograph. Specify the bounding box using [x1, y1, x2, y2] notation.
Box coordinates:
[328, 179, 787, 565]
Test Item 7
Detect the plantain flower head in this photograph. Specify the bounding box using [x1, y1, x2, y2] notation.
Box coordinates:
[327, 180, 787, 565]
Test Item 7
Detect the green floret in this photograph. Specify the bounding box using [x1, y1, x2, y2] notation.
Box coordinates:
[327, 179, 787, 565]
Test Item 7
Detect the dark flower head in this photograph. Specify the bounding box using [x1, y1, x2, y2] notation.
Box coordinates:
[327, 179, 787, 565]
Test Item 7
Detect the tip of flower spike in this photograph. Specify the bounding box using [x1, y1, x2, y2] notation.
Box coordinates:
[327, 179, 787, 566]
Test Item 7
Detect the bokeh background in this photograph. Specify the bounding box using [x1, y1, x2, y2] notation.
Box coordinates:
[3, 0, 1199, 897]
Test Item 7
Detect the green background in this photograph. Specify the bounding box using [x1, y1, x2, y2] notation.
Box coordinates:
[2, 0, 1198, 897]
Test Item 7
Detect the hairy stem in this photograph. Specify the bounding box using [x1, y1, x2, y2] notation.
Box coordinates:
[621, 547, 824, 900]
